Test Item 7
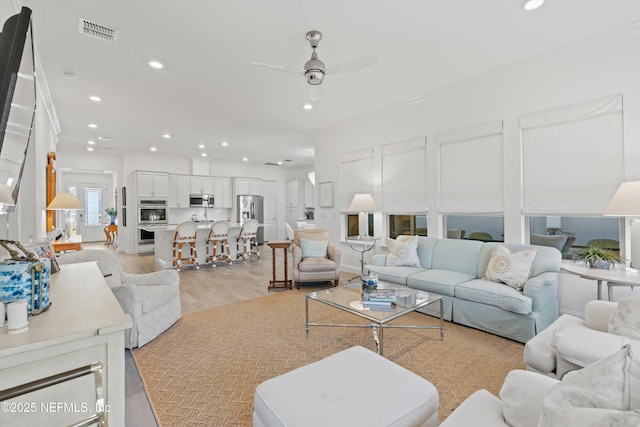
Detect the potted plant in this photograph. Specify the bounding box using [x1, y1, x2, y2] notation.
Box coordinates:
[573, 244, 623, 269]
[105, 207, 117, 225]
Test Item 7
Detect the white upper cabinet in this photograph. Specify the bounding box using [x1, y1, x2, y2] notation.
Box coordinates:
[169, 174, 190, 207]
[213, 177, 232, 208]
[285, 180, 299, 208]
[190, 176, 214, 195]
[236, 178, 262, 196]
[304, 180, 314, 208]
[137, 171, 169, 198]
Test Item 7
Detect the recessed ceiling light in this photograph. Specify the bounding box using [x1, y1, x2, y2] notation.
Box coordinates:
[278, 161, 283, 165]
[242, 157, 248, 162]
[221, 141, 229, 147]
[198, 144, 205, 149]
[150, 147, 157, 152]
[89, 95, 102, 102]
[303, 103, 313, 110]
[98, 136, 111, 141]
[163, 133, 171, 139]
[87, 140, 96, 145]
[87, 147, 94, 152]
[201, 153, 207, 157]
[149, 61, 164, 69]
[522, 0, 544, 10]
[88, 123, 98, 128]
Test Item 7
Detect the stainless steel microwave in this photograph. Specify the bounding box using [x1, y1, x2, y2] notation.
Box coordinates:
[190, 194, 214, 208]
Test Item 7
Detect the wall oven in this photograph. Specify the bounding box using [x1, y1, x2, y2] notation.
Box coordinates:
[138, 199, 168, 225]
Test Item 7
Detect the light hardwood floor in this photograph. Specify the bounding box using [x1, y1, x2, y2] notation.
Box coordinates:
[88, 242, 348, 426]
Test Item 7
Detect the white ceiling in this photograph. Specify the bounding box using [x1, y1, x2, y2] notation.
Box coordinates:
[20, 0, 640, 168]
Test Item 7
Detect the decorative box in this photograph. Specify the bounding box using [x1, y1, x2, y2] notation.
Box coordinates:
[0, 242, 51, 315]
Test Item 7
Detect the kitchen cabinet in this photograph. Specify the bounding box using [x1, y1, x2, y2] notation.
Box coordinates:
[169, 174, 190, 207]
[213, 177, 232, 208]
[190, 176, 214, 195]
[285, 180, 299, 208]
[236, 177, 262, 196]
[137, 171, 169, 198]
[304, 180, 314, 208]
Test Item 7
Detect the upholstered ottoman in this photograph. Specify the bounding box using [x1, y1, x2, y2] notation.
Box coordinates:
[253, 346, 439, 427]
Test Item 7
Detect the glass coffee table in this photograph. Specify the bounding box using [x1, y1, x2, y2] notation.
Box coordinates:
[305, 281, 444, 356]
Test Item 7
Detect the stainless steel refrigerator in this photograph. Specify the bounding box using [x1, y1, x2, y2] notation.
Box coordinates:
[237, 195, 264, 244]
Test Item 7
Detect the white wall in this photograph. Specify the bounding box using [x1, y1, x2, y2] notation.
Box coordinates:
[313, 25, 640, 315]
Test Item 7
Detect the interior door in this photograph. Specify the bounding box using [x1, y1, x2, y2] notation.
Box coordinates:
[76, 184, 108, 242]
[262, 180, 277, 242]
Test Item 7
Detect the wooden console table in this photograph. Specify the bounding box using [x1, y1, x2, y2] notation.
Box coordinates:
[0, 262, 132, 426]
[267, 240, 292, 290]
[52, 235, 82, 253]
[104, 224, 118, 246]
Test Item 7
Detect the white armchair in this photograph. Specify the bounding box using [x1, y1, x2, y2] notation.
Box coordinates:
[292, 229, 341, 288]
[524, 299, 624, 379]
[57, 249, 181, 349]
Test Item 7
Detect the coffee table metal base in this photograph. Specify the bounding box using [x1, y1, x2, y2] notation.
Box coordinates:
[305, 297, 444, 356]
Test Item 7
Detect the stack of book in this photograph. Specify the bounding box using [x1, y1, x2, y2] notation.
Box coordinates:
[362, 289, 396, 310]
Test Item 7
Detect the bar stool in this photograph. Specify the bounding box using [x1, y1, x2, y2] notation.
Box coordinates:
[236, 219, 260, 262]
[206, 220, 232, 267]
[172, 221, 199, 271]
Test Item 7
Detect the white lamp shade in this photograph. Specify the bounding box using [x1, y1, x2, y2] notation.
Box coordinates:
[46, 192, 83, 210]
[348, 193, 376, 212]
[0, 184, 14, 206]
[603, 181, 640, 216]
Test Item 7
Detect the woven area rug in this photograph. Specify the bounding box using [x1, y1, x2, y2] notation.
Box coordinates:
[131, 287, 525, 426]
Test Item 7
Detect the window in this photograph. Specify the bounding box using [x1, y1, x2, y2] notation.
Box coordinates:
[84, 187, 103, 226]
[346, 214, 373, 237]
[446, 215, 504, 242]
[529, 216, 620, 259]
[388, 214, 427, 239]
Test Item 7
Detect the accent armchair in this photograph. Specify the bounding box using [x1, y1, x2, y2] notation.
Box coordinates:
[57, 249, 181, 349]
[524, 298, 631, 379]
[292, 229, 341, 288]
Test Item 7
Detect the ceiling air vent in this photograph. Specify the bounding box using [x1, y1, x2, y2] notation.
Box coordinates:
[263, 162, 281, 166]
[78, 18, 118, 42]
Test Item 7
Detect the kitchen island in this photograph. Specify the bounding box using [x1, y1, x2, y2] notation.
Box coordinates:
[141, 222, 258, 269]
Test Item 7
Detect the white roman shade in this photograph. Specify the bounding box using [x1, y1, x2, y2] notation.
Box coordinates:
[521, 94, 624, 215]
[381, 137, 426, 213]
[340, 148, 374, 210]
[438, 120, 504, 214]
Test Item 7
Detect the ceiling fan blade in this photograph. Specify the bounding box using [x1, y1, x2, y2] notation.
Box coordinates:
[309, 85, 322, 101]
[325, 56, 377, 74]
[250, 61, 303, 74]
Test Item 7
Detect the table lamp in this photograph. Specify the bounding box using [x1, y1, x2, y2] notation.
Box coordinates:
[46, 192, 83, 238]
[603, 181, 640, 216]
[349, 193, 376, 237]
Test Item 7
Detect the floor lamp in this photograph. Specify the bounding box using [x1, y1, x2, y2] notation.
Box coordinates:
[46, 192, 83, 239]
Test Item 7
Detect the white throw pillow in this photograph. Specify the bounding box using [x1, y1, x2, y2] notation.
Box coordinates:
[385, 236, 421, 267]
[499, 370, 558, 427]
[484, 245, 537, 290]
[609, 294, 640, 341]
[539, 345, 640, 426]
[299, 238, 328, 259]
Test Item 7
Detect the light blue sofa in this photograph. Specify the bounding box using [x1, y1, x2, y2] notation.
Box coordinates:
[367, 237, 562, 343]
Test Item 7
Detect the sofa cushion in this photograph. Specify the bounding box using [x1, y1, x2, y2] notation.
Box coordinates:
[407, 269, 475, 297]
[300, 238, 328, 259]
[609, 294, 640, 341]
[454, 278, 532, 314]
[499, 370, 558, 427]
[484, 244, 537, 290]
[298, 257, 337, 272]
[430, 238, 484, 276]
[385, 235, 421, 267]
[366, 265, 424, 286]
[539, 345, 640, 426]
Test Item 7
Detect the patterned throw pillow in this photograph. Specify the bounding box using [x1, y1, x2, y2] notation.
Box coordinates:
[609, 294, 640, 341]
[484, 244, 537, 290]
[539, 345, 640, 426]
[385, 236, 421, 267]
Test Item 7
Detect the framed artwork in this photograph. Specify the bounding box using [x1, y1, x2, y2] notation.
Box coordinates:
[319, 181, 333, 207]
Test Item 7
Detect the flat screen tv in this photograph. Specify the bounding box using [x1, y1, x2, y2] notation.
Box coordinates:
[0, 7, 35, 210]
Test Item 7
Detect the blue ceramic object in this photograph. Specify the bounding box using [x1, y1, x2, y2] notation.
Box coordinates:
[0, 258, 51, 314]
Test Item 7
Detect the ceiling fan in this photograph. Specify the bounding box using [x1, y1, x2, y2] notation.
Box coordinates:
[251, 30, 377, 101]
